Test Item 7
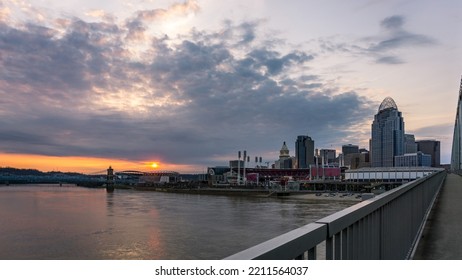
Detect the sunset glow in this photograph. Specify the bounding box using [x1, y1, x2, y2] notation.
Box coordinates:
[0, 153, 203, 174]
[0, 153, 146, 174]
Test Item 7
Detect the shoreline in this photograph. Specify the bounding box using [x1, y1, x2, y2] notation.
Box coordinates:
[1, 183, 364, 202]
[135, 186, 363, 201]
[287, 192, 362, 202]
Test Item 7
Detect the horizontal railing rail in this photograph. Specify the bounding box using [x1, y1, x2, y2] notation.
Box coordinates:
[225, 170, 446, 260]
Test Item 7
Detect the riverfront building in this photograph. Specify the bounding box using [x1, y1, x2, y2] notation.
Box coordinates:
[451, 76, 462, 170]
[295, 135, 314, 168]
[345, 167, 441, 182]
[371, 97, 405, 167]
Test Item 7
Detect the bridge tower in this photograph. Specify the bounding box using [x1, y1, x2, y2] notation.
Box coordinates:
[451, 76, 462, 171]
[106, 166, 115, 192]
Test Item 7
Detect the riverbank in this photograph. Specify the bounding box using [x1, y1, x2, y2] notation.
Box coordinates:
[288, 192, 362, 202]
[135, 186, 271, 197]
[5, 182, 365, 201]
[134, 186, 363, 201]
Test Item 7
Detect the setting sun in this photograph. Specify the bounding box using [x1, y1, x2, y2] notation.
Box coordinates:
[151, 162, 159, 169]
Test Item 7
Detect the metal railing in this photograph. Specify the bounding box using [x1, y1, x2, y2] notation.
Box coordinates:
[225, 170, 446, 260]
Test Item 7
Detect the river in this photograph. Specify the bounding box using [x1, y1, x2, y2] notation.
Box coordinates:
[0, 184, 356, 260]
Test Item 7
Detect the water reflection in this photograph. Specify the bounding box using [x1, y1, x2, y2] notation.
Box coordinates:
[106, 192, 114, 216]
[0, 185, 355, 259]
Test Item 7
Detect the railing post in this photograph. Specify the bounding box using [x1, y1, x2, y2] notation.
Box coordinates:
[295, 252, 305, 260]
[326, 236, 334, 260]
[342, 229, 348, 260]
[334, 232, 341, 259]
[348, 225, 354, 259]
[308, 247, 316, 260]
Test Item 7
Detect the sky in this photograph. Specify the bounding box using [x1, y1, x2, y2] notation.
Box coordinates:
[0, 0, 461, 173]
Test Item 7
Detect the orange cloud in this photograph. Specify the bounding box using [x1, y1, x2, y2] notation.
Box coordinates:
[136, 0, 200, 22]
[0, 6, 11, 21]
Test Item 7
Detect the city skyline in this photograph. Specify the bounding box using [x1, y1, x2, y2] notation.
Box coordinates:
[0, 0, 461, 173]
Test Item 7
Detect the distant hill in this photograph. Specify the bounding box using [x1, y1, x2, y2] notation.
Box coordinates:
[0, 167, 84, 177]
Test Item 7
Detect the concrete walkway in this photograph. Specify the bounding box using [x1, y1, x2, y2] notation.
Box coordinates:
[414, 173, 462, 259]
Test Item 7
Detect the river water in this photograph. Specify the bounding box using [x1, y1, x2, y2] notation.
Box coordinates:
[0, 184, 356, 260]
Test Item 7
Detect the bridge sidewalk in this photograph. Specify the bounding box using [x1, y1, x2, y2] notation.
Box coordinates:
[414, 173, 462, 259]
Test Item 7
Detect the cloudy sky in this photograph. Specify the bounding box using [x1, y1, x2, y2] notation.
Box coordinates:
[0, 0, 461, 173]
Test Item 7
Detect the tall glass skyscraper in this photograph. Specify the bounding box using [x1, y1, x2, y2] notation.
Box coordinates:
[451, 77, 462, 170]
[371, 97, 405, 167]
[295, 135, 314, 168]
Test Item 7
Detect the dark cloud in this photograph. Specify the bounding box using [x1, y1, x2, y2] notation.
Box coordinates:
[318, 15, 436, 65]
[380, 15, 404, 30]
[369, 31, 435, 52]
[125, 19, 146, 41]
[410, 124, 454, 141]
[0, 11, 376, 170]
[246, 49, 313, 75]
[376, 56, 404, 64]
[368, 15, 436, 58]
[0, 130, 52, 146]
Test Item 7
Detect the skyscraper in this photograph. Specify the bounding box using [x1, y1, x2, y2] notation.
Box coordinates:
[342, 144, 359, 167]
[416, 140, 440, 167]
[371, 97, 405, 167]
[295, 135, 314, 168]
[451, 76, 462, 170]
[320, 149, 336, 164]
[342, 144, 359, 156]
[405, 134, 417, 153]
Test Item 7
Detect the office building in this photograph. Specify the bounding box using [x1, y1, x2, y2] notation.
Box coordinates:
[371, 97, 405, 167]
[342, 144, 359, 156]
[348, 152, 371, 170]
[395, 152, 432, 167]
[320, 149, 336, 164]
[416, 140, 441, 167]
[405, 134, 417, 154]
[342, 144, 370, 169]
[295, 135, 314, 168]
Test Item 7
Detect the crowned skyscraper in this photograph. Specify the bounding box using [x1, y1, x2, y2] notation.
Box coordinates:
[371, 97, 405, 167]
[451, 76, 462, 170]
[295, 135, 314, 168]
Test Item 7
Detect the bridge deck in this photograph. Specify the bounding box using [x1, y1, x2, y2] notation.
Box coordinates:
[414, 173, 462, 259]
